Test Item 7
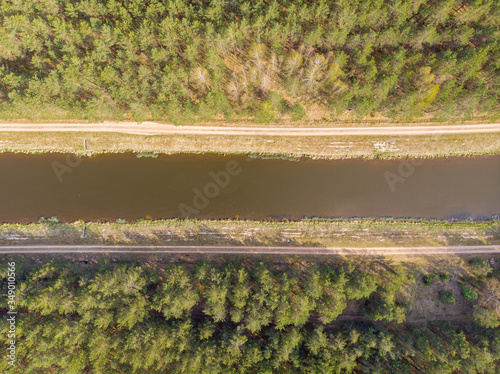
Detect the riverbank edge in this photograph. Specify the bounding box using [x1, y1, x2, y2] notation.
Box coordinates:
[0, 131, 498, 160]
[1, 218, 498, 248]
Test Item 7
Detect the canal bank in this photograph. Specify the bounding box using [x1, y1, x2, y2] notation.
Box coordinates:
[0, 131, 498, 160]
[0, 218, 498, 248]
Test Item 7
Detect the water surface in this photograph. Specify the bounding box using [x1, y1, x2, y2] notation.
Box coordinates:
[0, 153, 498, 222]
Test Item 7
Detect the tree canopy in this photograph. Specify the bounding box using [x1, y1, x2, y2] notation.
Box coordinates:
[0, 0, 498, 122]
[1, 259, 500, 373]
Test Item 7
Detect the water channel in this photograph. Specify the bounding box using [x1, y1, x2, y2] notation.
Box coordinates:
[0, 153, 498, 223]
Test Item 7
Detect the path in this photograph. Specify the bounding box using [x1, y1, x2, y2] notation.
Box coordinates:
[1, 245, 498, 256]
[0, 122, 498, 136]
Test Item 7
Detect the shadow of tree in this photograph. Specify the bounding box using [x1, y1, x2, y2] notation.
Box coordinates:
[0, 223, 83, 245]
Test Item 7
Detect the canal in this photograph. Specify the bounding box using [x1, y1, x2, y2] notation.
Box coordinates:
[0, 153, 498, 222]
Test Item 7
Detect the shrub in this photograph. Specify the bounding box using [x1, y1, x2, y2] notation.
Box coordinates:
[254, 101, 275, 124]
[38, 216, 60, 224]
[439, 290, 456, 304]
[473, 305, 500, 328]
[423, 273, 438, 285]
[291, 102, 306, 121]
[439, 273, 450, 281]
[460, 285, 478, 301]
[470, 257, 487, 267]
[469, 257, 493, 277]
[268, 92, 289, 114]
[135, 153, 158, 158]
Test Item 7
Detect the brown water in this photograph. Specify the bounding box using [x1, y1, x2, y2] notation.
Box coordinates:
[0, 153, 498, 223]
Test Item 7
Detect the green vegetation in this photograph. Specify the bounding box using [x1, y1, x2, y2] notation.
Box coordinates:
[439, 290, 457, 304]
[423, 273, 438, 285]
[1, 1, 499, 371]
[135, 152, 158, 158]
[474, 305, 500, 328]
[37, 216, 59, 224]
[1, 0, 499, 123]
[2, 259, 500, 373]
[449, 258, 500, 328]
[439, 273, 451, 281]
[247, 153, 301, 162]
[291, 102, 306, 121]
[473, 276, 500, 328]
[461, 284, 479, 301]
[469, 257, 494, 277]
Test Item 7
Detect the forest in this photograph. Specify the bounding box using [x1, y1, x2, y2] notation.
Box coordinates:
[1, 258, 500, 373]
[0, 0, 499, 123]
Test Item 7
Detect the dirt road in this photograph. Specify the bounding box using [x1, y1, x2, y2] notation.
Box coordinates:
[0, 245, 498, 256]
[0, 122, 498, 136]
